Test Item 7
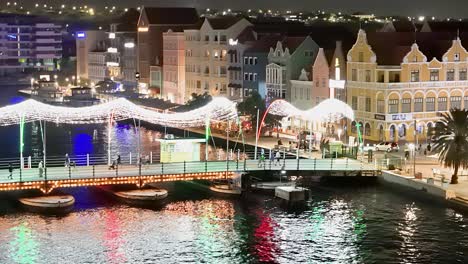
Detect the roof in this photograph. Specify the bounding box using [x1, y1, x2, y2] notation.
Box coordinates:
[206, 17, 244, 30]
[236, 27, 256, 43]
[366, 31, 465, 65]
[280, 36, 308, 54]
[143, 7, 198, 25]
[245, 35, 282, 53]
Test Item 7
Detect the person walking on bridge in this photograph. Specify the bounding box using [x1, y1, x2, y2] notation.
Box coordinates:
[38, 161, 43, 177]
[8, 163, 13, 179]
[275, 151, 281, 166]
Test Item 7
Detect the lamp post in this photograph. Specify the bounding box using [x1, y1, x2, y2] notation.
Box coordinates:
[254, 106, 259, 160]
[413, 119, 418, 176]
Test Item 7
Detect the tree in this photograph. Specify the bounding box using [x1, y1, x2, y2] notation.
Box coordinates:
[432, 108, 468, 184]
[237, 92, 282, 137]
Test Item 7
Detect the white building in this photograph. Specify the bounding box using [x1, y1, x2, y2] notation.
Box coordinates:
[184, 17, 252, 101]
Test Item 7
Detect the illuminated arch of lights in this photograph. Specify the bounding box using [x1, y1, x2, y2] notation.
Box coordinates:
[258, 98, 355, 139]
[0, 97, 238, 127]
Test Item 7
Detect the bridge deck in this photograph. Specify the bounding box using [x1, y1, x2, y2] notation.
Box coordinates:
[0, 159, 377, 192]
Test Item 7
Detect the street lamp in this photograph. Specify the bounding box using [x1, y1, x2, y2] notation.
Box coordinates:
[254, 106, 260, 160]
[413, 119, 418, 176]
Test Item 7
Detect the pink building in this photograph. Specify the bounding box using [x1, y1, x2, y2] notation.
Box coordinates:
[162, 30, 186, 104]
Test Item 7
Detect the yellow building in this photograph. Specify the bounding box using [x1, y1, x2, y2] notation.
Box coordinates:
[346, 30, 468, 143]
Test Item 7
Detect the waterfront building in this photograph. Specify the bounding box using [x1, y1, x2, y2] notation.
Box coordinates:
[184, 17, 252, 101]
[290, 48, 330, 110]
[162, 30, 186, 104]
[76, 30, 107, 82]
[0, 14, 62, 76]
[265, 36, 320, 101]
[137, 7, 199, 96]
[243, 35, 283, 99]
[107, 23, 138, 90]
[346, 29, 468, 143]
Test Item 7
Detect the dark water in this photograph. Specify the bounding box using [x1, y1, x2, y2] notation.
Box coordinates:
[0, 184, 467, 263]
[0, 86, 467, 263]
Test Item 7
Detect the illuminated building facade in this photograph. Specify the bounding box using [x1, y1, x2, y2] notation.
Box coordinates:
[347, 29, 468, 143]
[0, 14, 62, 76]
[162, 30, 186, 103]
[137, 7, 198, 96]
[183, 17, 252, 101]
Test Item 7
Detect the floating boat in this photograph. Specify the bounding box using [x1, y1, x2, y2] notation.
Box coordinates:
[113, 188, 168, 205]
[209, 184, 242, 195]
[19, 195, 75, 214]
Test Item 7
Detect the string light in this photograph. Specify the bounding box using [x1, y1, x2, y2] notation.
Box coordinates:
[267, 98, 355, 121]
[0, 97, 238, 127]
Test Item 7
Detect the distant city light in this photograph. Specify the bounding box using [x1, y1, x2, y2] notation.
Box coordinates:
[109, 33, 115, 39]
[76, 32, 86, 39]
[107, 47, 118, 53]
[418, 16, 425, 22]
[124, 42, 135, 48]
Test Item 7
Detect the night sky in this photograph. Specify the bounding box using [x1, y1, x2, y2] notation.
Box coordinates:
[52, 0, 468, 18]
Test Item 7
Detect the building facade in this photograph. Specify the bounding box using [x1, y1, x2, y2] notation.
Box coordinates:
[184, 17, 252, 101]
[347, 29, 468, 143]
[290, 48, 330, 110]
[265, 36, 320, 102]
[0, 15, 62, 76]
[137, 7, 198, 95]
[162, 30, 185, 103]
[76, 30, 106, 81]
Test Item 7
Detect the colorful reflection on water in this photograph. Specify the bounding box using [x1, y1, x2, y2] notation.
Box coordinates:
[0, 184, 467, 263]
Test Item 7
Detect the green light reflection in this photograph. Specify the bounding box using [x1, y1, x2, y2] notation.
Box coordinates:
[9, 222, 39, 264]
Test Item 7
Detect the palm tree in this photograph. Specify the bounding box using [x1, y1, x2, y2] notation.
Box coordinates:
[432, 108, 468, 184]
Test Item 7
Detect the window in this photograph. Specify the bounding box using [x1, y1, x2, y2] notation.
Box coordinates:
[249, 57, 253, 65]
[358, 52, 364, 62]
[196, 80, 201, 89]
[455, 53, 460, 61]
[365, 123, 371, 136]
[465, 96, 468, 109]
[352, 96, 358, 110]
[243, 57, 248, 64]
[204, 35, 209, 41]
[426, 97, 435, 111]
[244, 73, 249, 81]
[365, 70, 371, 82]
[253, 73, 257, 81]
[414, 98, 423, 112]
[430, 69, 439, 81]
[305, 50, 313, 57]
[447, 69, 455, 81]
[351, 69, 357, 81]
[460, 69, 467, 80]
[410, 70, 419, 82]
[413, 56, 417, 62]
[451, 96, 462, 109]
[253, 57, 257, 65]
[401, 98, 411, 113]
[365, 97, 371, 112]
[438, 97, 447, 111]
[388, 99, 399, 114]
[377, 100, 385, 113]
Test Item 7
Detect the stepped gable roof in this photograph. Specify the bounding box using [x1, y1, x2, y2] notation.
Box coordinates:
[144, 7, 198, 25]
[206, 16, 245, 29]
